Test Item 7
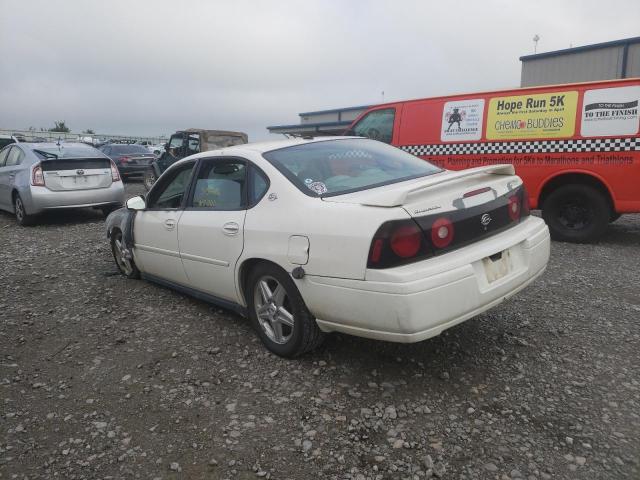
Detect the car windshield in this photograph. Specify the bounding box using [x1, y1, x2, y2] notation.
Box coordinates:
[111, 145, 150, 154]
[262, 138, 442, 197]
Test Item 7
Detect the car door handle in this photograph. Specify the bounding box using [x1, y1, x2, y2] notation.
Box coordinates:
[222, 222, 240, 236]
[8, 174, 15, 179]
[164, 219, 176, 230]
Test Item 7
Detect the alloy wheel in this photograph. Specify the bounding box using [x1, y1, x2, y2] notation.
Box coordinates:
[113, 235, 134, 276]
[15, 197, 25, 222]
[253, 275, 295, 345]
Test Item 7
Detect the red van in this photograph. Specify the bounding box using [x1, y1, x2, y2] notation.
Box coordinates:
[347, 78, 640, 242]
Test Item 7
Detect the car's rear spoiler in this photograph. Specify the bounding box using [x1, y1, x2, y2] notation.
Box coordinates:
[357, 164, 515, 207]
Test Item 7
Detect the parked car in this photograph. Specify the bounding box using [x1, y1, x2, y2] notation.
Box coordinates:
[99, 144, 156, 180]
[106, 137, 550, 356]
[143, 129, 248, 190]
[0, 142, 124, 225]
[345, 78, 640, 243]
[136, 140, 163, 155]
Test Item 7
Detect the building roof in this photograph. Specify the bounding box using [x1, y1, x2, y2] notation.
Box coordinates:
[520, 36, 640, 61]
[298, 105, 372, 117]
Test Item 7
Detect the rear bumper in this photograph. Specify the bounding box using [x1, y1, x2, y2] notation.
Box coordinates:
[118, 164, 151, 176]
[299, 216, 550, 343]
[24, 182, 125, 214]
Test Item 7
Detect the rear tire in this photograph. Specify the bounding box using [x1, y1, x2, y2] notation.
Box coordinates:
[541, 184, 609, 243]
[143, 169, 157, 191]
[246, 263, 324, 358]
[110, 230, 140, 279]
[14, 194, 35, 226]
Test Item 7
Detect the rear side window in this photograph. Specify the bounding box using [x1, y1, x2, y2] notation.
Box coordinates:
[189, 160, 247, 210]
[0, 147, 10, 167]
[352, 108, 396, 144]
[249, 166, 269, 205]
[5, 147, 23, 166]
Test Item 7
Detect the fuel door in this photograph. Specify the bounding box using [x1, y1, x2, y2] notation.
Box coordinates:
[287, 235, 310, 265]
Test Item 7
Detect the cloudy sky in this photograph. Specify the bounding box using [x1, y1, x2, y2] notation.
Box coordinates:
[1, 0, 638, 141]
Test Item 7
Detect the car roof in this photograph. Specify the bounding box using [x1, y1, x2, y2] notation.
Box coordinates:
[168, 136, 366, 169]
[226, 136, 362, 154]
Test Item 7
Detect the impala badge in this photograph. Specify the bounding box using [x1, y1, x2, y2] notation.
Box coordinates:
[480, 213, 492, 230]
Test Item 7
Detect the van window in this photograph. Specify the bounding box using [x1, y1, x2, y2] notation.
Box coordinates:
[352, 108, 395, 144]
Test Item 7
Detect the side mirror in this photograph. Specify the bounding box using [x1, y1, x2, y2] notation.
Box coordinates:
[164, 143, 169, 152]
[126, 195, 146, 211]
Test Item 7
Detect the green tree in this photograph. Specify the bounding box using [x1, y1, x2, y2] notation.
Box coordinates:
[49, 121, 70, 133]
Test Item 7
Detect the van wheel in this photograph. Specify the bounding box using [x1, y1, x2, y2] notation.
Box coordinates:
[246, 264, 324, 358]
[111, 230, 140, 279]
[14, 194, 35, 226]
[542, 184, 609, 243]
[610, 213, 622, 223]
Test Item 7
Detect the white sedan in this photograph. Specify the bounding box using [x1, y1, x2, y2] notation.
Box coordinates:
[106, 137, 550, 357]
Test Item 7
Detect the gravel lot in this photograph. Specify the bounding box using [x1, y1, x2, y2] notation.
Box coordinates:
[1, 181, 638, 480]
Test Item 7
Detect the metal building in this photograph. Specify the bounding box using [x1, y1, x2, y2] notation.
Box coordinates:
[520, 36, 640, 87]
[267, 105, 370, 136]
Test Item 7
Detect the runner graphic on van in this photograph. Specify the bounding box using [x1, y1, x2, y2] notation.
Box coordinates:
[446, 108, 463, 132]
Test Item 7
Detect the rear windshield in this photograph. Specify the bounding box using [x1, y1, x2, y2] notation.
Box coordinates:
[111, 144, 150, 154]
[262, 138, 442, 197]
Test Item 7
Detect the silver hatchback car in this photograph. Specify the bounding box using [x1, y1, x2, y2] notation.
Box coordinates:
[0, 142, 125, 225]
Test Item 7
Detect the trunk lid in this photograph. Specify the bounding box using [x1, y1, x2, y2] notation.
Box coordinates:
[41, 158, 113, 191]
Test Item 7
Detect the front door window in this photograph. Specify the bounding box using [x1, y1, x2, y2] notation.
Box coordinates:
[148, 162, 196, 209]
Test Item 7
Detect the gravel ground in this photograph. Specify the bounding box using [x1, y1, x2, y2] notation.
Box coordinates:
[1, 181, 639, 480]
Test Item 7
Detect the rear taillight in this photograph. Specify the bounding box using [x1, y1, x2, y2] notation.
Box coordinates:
[430, 217, 455, 248]
[390, 224, 422, 258]
[368, 220, 428, 269]
[508, 195, 521, 221]
[110, 161, 121, 182]
[31, 164, 45, 186]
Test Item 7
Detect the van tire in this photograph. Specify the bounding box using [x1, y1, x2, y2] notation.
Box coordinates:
[542, 184, 609, 243]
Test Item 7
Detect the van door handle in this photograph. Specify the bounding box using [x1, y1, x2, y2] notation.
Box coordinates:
[9, 174, 15, 179]
[222, 222, 240, 236]
[164, 219, 176, 230]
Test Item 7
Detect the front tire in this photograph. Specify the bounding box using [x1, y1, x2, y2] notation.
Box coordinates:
[542, 184, 609, 243]
[110, 230, 140, 279]
[14, 194, 35, 226]
[246, 264, 324, 358]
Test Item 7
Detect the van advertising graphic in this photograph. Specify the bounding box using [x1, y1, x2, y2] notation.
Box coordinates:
[440, 99, 484, 142]
[486, 91, 578, 140]
[581, 86, 640, 137]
